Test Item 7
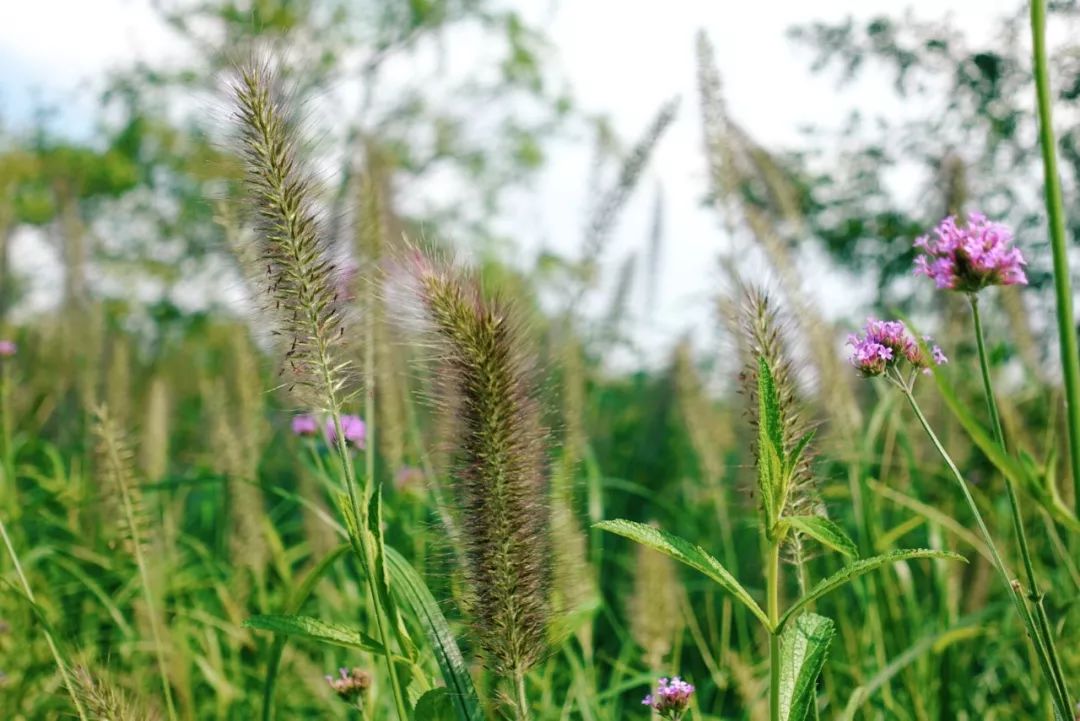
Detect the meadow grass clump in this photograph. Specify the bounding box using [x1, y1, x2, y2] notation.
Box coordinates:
[229, 60, 413, 719]
[599, 287, 963, 721]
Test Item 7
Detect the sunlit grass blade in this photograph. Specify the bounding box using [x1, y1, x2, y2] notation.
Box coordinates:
[594, 519, 771, 629]
[385, 546, 485, 721]
[778, 550, 966, 631]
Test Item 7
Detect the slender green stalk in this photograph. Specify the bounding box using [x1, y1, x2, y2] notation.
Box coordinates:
[97, 417, 178, 721]
[514, 668, 531, 721]
[328, 409, 410, 721]
[1, 362, 14, 511]
[968, 295, 1074, 712]
[1030, 0, 1080, 513]
[0, 517, 89, 721]
[767, 540, 781, 721]
[900, 381, 1072, 718]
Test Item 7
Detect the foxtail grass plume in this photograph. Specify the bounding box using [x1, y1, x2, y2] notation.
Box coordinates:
[629, 534, 684, 670]
[230, 61, 348, 405]
[73, 667, 160, 721]
[400, 250, 551, 678]
[914, 213, 1027, 291]
[737, 288, 819, 521]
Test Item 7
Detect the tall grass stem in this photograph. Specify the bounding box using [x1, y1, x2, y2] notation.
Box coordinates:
[902, 384, 1072, 718]
[767, 540, 781, 721]
[969, 294, 1074, 713]
[1029, 0, 1080, 514]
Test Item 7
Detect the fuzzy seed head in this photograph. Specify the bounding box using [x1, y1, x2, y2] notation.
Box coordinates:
[230, 61, 349, 405]
[399, 250, 551, 676]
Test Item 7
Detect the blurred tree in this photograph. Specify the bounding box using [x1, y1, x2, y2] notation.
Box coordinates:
[785, 2, 1080, 312]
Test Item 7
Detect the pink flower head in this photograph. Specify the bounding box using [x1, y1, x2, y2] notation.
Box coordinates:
[0, 340, 15, 358]
[914, 212, 1027, 292]
[291, 414, 319, 437]
[847, 319, 947, 377]
[326, 414, 366, 449]
[325, 667, 371, 702]
[642, 677, 694, 720]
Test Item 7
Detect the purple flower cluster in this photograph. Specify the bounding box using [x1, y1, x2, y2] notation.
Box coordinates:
[291, 413, 366, 449]
[0, 340, 15, 358]
[847, 319, 947, 377]
[324, 667, 371, 702]
[914, 213, 1027, 292]
[642, 677, 694, 719]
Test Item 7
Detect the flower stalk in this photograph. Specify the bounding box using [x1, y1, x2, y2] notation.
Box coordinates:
[1030, 0, 1080, 514]
[968, 295, 1073, 714]
[895, 372, 1072, 719]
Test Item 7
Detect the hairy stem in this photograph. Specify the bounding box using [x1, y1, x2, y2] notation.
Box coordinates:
[1030, 0, 1080, 515]
[902, 385, 1072, 718]
[767, 539, 781, 721]
[969, 295, 1073, 713]
[514, 668, 531, 721]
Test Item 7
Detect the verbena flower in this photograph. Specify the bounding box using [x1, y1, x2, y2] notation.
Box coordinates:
[291, 414, 319, 437]
[847, 319, 946, 377]
[324, 667, 371, 702]
[642, 676, 694, 719]
[914, 213, 1027, 291]
[393, 465, 425, 496]
[326, 414, 366, 449]
[0, 340, 15, 358]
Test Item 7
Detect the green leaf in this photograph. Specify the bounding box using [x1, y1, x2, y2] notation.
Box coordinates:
[786, 429, 816, 479]
[785, 516, 858, 558]
[413, 688, 457, 721]
[594, 519, 770, 630]
[778, 549, 965, 632]
[386, 546, 485, 721]
[757, 356, 785, 521]
[779, 613, 835, 721]
[259, 544, 350, 721]
[244, 614, 384, 653]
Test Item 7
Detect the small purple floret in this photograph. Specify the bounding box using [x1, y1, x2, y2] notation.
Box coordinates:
[0, 340, 15, 358]
[291, 414, 319, 436]
[847, 319, 946, 377]
[642, 676, 694, 719]
[326, 414, 366, 449]
[914, 212, 1027, 292]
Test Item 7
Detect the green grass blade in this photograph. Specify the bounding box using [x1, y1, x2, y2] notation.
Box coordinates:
[594, 519, 770, 629]
[245, 613, 385, 652]
[257, 543, 350, 721]
[778, 549, 965, 632]
[385, 546, 484, 721]
[785, 516, 858, 559]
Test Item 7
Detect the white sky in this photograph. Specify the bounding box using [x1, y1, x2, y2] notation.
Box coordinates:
[0, 0, 1027, 362]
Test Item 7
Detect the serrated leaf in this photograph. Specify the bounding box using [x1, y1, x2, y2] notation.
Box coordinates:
[386, 546, 484, 721]
[786, 429, 816, 479]
[259, 544, 349, 721]
[785, 516, 858, 558]
[779, 612, 835, 721]
[244, 614, 384, 653]
[778, 549, 965, 632]
[413, 688, 456, 721]
[757, 357, 785, 522]
[594, 519, 771, 629]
